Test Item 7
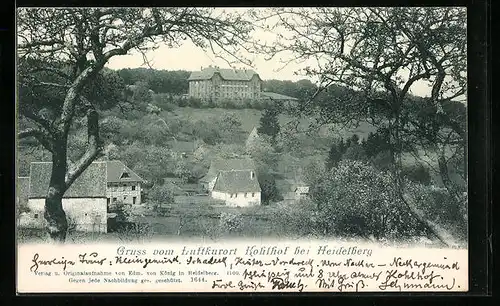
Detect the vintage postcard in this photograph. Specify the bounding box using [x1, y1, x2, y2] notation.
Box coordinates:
[16, 7, 468, 293]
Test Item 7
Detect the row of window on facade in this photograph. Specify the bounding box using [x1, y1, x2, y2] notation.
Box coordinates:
[229, 192, 255, 198]
[191, 80, 255, 86]
[108, 185, 137, 191]
[107, 196, 137, 204]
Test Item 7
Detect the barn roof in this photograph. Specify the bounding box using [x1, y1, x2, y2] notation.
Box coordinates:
[295, 186, 310, 193]
[260, 91, 298, 101]
[200, 158, 256, 182]
[188, 67, 260, 81]
[213, 170, 261, 193]
[29, 162, 107, 198]
[106, 160, 143, 183]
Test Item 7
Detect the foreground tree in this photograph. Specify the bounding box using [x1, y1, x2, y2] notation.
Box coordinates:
[17, 7, 255, 242]
[257, 101, 282, 144]
[259, 7, 467, 246]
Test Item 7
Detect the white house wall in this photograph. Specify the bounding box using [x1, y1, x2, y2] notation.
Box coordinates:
[107, 183, 142, 205]
[211, 191, 261, 207]
[207, 178, 217, 192]
[24, 198, 107, 233]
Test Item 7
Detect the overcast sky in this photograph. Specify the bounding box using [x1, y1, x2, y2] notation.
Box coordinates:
[107, 41, 310, 81]
[105, 7, 453, 100]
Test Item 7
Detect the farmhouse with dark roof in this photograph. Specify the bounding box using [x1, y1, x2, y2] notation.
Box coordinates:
[17, 160, 145, 233]
[25, 161, 108, 233]
[200, 158, 261, 207]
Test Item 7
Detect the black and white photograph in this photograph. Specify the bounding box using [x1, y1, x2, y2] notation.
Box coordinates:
[16, 7, 467, 249]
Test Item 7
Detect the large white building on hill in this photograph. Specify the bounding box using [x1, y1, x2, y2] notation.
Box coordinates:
[188, 66, 262, 101]
[187, 66, 299, 105]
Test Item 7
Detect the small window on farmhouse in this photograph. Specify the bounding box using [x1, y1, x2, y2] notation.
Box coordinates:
[34, 213, 39, 219]
[132, 186, 136, 191]
[133, 197, 137, 204]
[252, 193, 255, 197]
[235, 194, 237, 198]
[251, 172, 255, 179]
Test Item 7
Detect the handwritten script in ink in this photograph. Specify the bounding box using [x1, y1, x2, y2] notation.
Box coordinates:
[25, 244, 465, 292]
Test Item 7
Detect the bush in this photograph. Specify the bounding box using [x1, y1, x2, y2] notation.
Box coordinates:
[326, 140, 343, 169]
[257, 171, 283, 205]
[193, 121, 221, 145]
[244, 99, 254, 109]
[218, 212, 244, 235]
[176, 97, 188, 107]
[206, 98, 216, 108]
[402, 164, 432, 185]
[153, 93, 176, 112]
[269, 200, 320, 238]
[219, 99, 237, 109]
[370, 150, 393, 171]
[342, 144, 367, 161]
[407, 184, 467, 242]
[187, 97, 202, 108]
[312, 160, 428, 240]
[251, 99, 265, 110]
[148, 184, 175, 206]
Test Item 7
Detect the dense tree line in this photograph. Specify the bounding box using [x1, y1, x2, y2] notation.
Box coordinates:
[117, 68, 191, 95]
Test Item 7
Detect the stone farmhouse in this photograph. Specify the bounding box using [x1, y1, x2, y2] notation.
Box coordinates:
[17, 160, 144, 233]
[23, 161, 108, 233]
[200, 158, 261, 207]
[188, 66, 262, 101]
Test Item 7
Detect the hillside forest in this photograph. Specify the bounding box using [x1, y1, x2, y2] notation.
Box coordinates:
[18, 67, 467, 245]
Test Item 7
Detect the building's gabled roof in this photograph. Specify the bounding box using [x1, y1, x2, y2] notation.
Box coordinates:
[188, 67, 260, 81]
[106, 160, 143, 183]
[200, 158, 256, 182]
[246, 127, 261, 148]
[213, 170, 261, 193]
[29, 162, 107, 198]
[295, 186, 310, 193]
[17, 177, 30, 205]
[260, 91, 298, 101]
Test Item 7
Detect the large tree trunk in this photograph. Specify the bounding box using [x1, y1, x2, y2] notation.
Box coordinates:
[44, 191, 68, 243]
[44, 144, 69, 243]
